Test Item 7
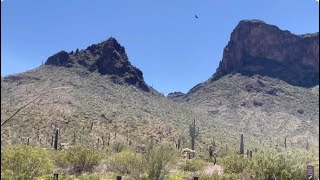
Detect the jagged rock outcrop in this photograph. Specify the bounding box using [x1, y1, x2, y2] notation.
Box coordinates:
[45, 37, 149, 91]
[167, 92, 185, 101]
[212, 20, 319, 87]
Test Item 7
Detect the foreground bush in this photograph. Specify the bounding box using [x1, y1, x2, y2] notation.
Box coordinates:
[108, 150, 145, 178]
[220, 149, 319, 180]
[220, 154, 250, 174]
[248, 149, 319, 179]
[180, 159, 207, 172]
[1, 146, 54, 180]
[109, 144, 177, 180]
[144, 144, 178, 180]
[200, 173, 241, 180]
[56, 146, 103, 174]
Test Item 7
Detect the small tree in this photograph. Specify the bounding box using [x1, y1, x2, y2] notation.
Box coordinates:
[144, 144, 177, 180]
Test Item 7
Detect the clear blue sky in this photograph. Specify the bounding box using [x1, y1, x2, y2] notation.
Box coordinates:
[1, 0, 319, 95]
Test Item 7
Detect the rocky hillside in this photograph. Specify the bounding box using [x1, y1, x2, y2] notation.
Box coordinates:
[0, 38, 233, 153]
[173, 20, 319, 147]
[1, 20, 319, 152]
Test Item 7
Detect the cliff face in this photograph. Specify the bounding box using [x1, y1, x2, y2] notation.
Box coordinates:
[212, 20, 319, 87]
[45, 38, 149, 91]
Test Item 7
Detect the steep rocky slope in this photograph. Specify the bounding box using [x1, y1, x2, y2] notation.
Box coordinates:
[1, 38, 231, 153]
[173, 20, 319, 147]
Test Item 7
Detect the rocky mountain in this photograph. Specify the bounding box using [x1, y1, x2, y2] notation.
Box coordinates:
[174, 20, 319, 147]
[45, 37, 149, 92]
[212, 20, 319, 87]
[1, 20, 319, 152]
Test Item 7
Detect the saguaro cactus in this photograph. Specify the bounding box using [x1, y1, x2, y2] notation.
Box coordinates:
[54, 128, 59, 150]
[284, 137, 287, 149]
[240, 134, 244, 155]
[73, 132, 76, 145]
[51, 135, 54, 147]
[189, 119, 199, 150]
[177, 138, 181, 150]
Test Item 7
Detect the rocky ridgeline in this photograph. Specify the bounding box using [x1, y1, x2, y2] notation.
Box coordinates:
[45, 37, 150, 92]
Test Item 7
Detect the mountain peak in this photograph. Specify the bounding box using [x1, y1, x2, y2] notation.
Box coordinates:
[212, 19, 319, 87]
[45, 37, 150, 92]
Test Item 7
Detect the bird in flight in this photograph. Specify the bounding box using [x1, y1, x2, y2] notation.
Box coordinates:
[195, 14, 198, 19]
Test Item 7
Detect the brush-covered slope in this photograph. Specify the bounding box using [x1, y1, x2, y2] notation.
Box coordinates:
[180, 74, 319, 147]
[1, 38, 232, 152]
[173, 20, 319, 148]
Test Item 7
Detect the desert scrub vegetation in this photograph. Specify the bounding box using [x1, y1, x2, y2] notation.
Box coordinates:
[55, 146, 103, 174]
[220, 148, 319, 180]
[199, 173, 241, 180]
[109, 144, 178, 180]
[180, 158, 207, 172]
[108, 150, 145, 177]
[1, 146, 54, 180]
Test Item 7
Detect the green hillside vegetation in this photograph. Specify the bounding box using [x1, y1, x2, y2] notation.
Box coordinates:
[1, 145, 318, 179]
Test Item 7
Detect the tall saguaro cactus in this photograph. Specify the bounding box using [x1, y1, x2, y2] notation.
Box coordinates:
[284, 137, 287, 149]
[240, 134, 244, 155]
[189, 119, 199, 150]
[54, 128, 59, 150]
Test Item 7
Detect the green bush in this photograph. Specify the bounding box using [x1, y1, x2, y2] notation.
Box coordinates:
[220, 149, 319, 180]
[109, 145, 177, 180]
[248, 149, 319, 180]
[36, 173, 75, 180]
[167, 175, 185, 180]
[108, 150, 145, 178]
[56, 146, 103, 174]
[1, 146, 54, 180]
[180, 159, 207, 172]
[78, 173, 101, 180]
[167, 171, 189, 180]
[220, 154, 250, 174]
[144, 144, 178, 180]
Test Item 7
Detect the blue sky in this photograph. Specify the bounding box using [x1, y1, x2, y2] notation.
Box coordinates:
[1, 0, 319, 95]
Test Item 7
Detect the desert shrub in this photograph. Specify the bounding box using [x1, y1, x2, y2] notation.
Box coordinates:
[220, 149, 319, 180]
[167, 175, 185, 180]
[112, 141, 125, 153]
[56, 146, 103, 173]
[180, 159, 207, 172]
[220, 154, 250, 174]
[248, 149, 319, 180]
[167, 171, 189, 180]
[144, 144, 178, 180]
[36, 173, 74, 180]
[199, 173, 241, 180]
[1, 146, 54, 180]
[108, 150, 145, 178]
[109, 145, 177, 180]
[78, 173, 101, 180]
